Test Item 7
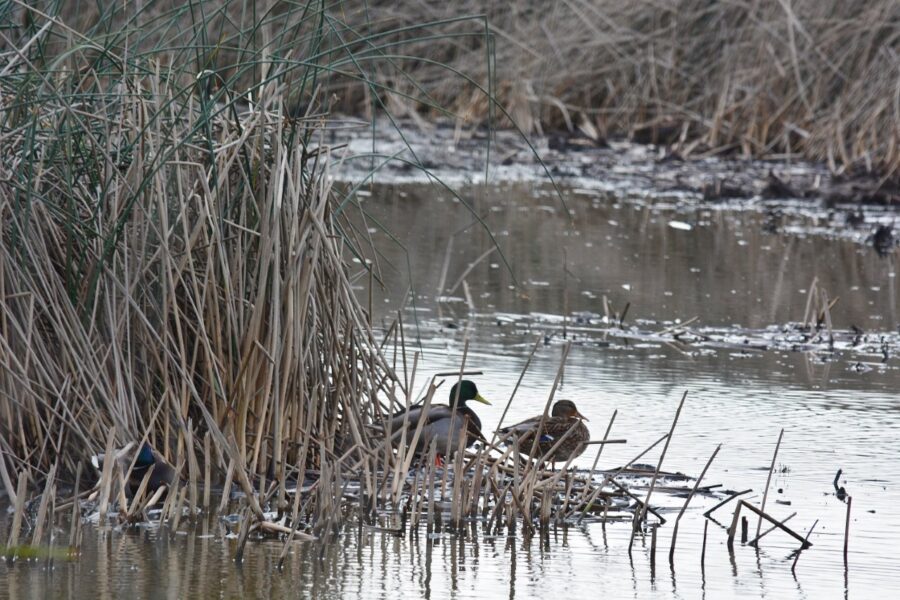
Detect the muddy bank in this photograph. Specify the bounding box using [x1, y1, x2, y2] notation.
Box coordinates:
[327, 120, 898, 253]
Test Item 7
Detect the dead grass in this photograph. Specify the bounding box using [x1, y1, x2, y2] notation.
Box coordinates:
[8, 1, 896, 175]
[356, 0, 899, 175]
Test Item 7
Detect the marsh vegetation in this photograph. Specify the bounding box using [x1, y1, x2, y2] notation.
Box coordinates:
[1, 1, 898, 598]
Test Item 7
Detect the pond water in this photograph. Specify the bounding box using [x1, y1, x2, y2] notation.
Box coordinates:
[2, 182, 898, 598]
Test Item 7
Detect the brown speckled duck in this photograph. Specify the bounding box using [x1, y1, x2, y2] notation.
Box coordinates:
[498, 400, 590, 465]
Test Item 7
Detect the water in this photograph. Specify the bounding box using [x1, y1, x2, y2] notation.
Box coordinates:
[3, 182, 899, 598]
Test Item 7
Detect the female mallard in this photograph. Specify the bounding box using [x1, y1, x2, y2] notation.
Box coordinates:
[382, 379, 491, 461]
[498, 400, 590, 465]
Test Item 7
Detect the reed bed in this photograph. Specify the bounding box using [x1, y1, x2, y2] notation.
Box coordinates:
[1, 1, 831, 571]
[354, 0, 900, 176]
[1, 0, 416, 541]
[8, 1, 897, 176]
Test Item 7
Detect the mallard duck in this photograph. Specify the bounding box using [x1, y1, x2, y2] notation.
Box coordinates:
[497, 400, 590, 465]
[381, 379, 491, 460]
[91, 441, 177, 496]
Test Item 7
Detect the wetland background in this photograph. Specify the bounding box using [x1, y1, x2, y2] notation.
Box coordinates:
[2, 1, 899, 598]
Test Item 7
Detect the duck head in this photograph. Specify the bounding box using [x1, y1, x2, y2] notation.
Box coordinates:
[135, 442, 156, 467]
[449, 380, 490, 407]
[552, 400, 588, 420]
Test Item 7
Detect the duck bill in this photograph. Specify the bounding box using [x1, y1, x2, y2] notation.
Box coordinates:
[574, 410, 589, 421]
[473, 393, 491, 405]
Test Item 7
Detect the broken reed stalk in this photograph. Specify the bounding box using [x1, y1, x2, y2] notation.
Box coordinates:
[96, 428, 117, 526]
[630, 390, 688, 551]
[729, 500, 811, 548]
[792, 519, 819, 572]
[573, 433, 670, 523]
[576, 409, 618, 506]
[701, 520, 708, 566]
[802, 277, 819, 328]
[6, 473, 28, 557]
[844, 496, 852, 563]
[441, 339, 471, 499]
[669, 444, 721, 563]
[203, 433, 212, 509]
[68, 463, 82, 549]
[31, 463, 57, 547]
[704, 488, 753, 519]
[748, 512, 797, 546]
[488, 337, 542, 448]
[523, 342, 571, 475]
[756, 428, 784, 541]
[185, 423, 199, 513]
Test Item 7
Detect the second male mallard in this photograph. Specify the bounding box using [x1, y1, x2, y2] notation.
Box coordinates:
[91, 441, 178, 497]
[497, 400, 590, 465]
[383, 379, 491, 460]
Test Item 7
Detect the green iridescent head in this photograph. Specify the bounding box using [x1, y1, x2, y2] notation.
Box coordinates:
[449, 380, 490, 406]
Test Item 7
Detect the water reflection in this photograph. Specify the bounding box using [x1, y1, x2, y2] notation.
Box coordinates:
[1, 489, 894, 599]
[348, 183, 898, 330]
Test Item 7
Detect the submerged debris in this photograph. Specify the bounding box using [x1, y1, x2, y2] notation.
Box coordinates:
[872, 225, 895, 257]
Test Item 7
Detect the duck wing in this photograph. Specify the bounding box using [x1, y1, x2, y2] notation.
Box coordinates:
[420, 412, 485, 455]
[497, 414, 544, 437]
[379, 404, 457, 436]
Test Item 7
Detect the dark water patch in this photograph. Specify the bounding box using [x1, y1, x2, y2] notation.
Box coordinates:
[347, 183, 899, 333]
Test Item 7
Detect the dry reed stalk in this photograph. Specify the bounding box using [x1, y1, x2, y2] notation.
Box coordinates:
[792, 519, 819, 572]
[727, 501, 743, 550]
[234, 508, 252, 564]
[185, 422, 199, 513]
[96, 428, 117, 526]
[115, 467, 130, 518]
[440, 339, 472, 500]
[169, 486, 188, 532]
[218, 460, 236, 514]
[68, 463, 82, 549]
[425, 442, 438, 535]
[6, 473, 28, 557]
[489, 337, 542, 448]
[704, 488, 753, 519]
[122, 466, 153, 522]
[731, 500, 811, 548]
[30, 463, 56, 547]
[576, 409, 618, 506]
[514, 343, 572, 522]
[631, 391, 688, 545]
[701, 520, 708, 566]
[573, 432, 670, 523]
[669, 444, 721, 563]
[203, 433, 211, 510]
[802, 277, 819, 328]
[756, 428, 785, 541]
[450, 425, 468, 530]
[0, 451, 17, 504]
[844, 496, 852, 563]
[748, 512, 797, 546]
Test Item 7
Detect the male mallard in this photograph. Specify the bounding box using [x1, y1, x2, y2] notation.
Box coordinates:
[497, 400, 590, 465]
[381, 379, 491, 460]
[91, 441, 177, 497]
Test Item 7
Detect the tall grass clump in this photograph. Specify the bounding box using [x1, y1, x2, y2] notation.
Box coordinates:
[0, 1, 505, 512]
